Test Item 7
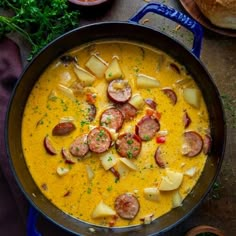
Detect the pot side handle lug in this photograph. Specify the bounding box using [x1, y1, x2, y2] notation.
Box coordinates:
[129, 3, 203, 58]
[27, 206, 42, 236]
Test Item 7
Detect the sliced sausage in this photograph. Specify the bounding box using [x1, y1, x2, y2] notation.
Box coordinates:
[117, 103, 137, 120]
[107, 79, 132, 103]
[100, 108, 124, 131]
[169, 62, 181, 74]
[135, 115, 160, 141]
[183, 110, 191, 129]
[110, 167, 120, 180]
[145, 98, 157, 110]
[154, 146, 166, 168]
[115, 133, 142, 158]
[162, 88, 177, 105]
[182, 131, 203, 157]
[114, 193, 140, 220]
[203, 134, 212, 155]
[87, 104, 96, 122]
[69, 134, 89, 158]
[61, 148, 76, 164]
[52, 122, 76, 136]
[44, 136, 57, 155]
[87, 127, 112, 153]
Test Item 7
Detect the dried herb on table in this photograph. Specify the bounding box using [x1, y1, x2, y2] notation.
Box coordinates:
[0, 0, 80, 60]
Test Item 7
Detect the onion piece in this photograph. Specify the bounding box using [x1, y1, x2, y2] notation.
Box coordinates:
[58, 84, 75, 100]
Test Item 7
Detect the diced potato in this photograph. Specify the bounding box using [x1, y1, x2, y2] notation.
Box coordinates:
[57, 84, 75, 100]
[129, 94, 145, 110]
[116, 160, 130, 177]
[86, 165, 94, 181]
[92, 201, 116, 218]
[183, 88, 201, 108]
[159, 169, 183, 191]
[56, 166, 69, 176]
[100, 153, 117, 170]
[144, 187, 160, 202]
[172, 191, 183, 208]
[137, 74, 160, 89]
[140, 213, 154, 225]
[104, 127, 118, 141]
[74, 65, 96, 86]
[119, 158, 138, 171]
[85, 55, 107, 78]
[105, 57, 123, 81]
[184, 167, 197, 177]
[59, 71, 75, 87]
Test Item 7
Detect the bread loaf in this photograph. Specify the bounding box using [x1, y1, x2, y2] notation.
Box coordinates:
[194, 0, 236, 29]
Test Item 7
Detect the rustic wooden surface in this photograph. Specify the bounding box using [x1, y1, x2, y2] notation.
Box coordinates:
[3, 0, 236, 235]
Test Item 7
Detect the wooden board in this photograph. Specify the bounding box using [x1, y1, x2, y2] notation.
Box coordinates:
[179, 0, 236, 37]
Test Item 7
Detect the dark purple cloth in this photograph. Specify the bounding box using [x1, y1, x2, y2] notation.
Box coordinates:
[0, 38, 72, 235]
[0, 37, 28, 235]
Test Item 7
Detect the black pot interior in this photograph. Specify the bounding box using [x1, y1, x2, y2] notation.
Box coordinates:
[5, 22, 226, 235]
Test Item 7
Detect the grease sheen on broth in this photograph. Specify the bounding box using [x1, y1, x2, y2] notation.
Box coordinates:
[22, 41, 210, 227]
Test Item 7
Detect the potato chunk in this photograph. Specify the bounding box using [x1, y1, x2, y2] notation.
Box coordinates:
[129, 94, 145, 110]
[105, 57, 123, 81]
[92, 201, 116, 218]
[144, 187, 160, 202]
[159, 169, 183, 191]
[183, 88, 201, 108]
[100, 153, 117, 170]
[119, 157, 138, 171]
[172, 191, 183, 208]
[73, 65, 95, 86]
[85, 55, 107, 78]
[137, 74, 160, 89]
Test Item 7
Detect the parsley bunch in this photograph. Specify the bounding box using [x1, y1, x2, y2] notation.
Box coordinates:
[0, 0, 80, 60]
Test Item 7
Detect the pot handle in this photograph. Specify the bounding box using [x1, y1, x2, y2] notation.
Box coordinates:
[27, 206, 42, 236]
[129, 3, 203, 58]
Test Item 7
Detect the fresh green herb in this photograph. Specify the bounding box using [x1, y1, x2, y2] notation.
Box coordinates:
[80, 120, 89, 127]
[143, 135, 151, 141]
[87, 187, 92, 194]
[127, 139, 133, 145]
[107, 186, 112, 192]
[0, 0, 80, 60]
[107, 156, 113, 162]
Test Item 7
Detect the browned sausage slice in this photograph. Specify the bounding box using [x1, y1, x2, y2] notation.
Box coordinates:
[182, 131, 203, 157]
[115, 133, 142, 158]
[135, 115, 160, 141]
[52, 122, 76, 136]
[114, 193, 140, 219]
[69, 134, 89, 158]
[145, 98, 157, 110]
[117, 103, 137, 120]
[162, 88, 177, 105]
[107, 79, 132, 103]
[44, 135, 57, 155]
[183, 110, 191, 129]
[87, 127, 112, 153]
[203, 134, 212, 155]
[87, 104, 96, 122]
[154, 146, 166, 168]
[100, 108, 124, 131]
[61, 148, 76, 164]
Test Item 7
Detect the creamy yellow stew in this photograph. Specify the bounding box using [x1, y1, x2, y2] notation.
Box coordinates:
[22, 41, 211, 227]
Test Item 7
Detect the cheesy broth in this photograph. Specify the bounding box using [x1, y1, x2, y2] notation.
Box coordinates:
[22, 41, 210, 227]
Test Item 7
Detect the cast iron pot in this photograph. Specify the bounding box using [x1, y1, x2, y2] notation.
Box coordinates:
[5, 3, 226, 236]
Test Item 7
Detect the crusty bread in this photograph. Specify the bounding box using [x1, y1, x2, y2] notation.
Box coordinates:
[194, 0, 236, 29]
